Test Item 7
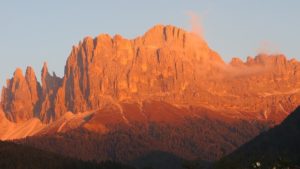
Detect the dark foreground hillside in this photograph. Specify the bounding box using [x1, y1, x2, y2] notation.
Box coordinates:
[0, 141, 135, 169]
[214, 106, 300, 169]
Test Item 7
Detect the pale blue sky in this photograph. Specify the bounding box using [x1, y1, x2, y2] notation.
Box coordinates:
[0, 0, 299, 87]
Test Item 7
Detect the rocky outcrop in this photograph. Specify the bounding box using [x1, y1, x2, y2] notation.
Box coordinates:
[1, 63, 63, 123]
[39, 63, 63, 123]
[1, 25, 300, 124]
[58, 25, 225, 115]
[1, 67, 41, 122]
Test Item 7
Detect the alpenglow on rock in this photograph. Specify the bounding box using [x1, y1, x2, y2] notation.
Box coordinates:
[1, 25, 300, 123]
[1, 67, 41, 122]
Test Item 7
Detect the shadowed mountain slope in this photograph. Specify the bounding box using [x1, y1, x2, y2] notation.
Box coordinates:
[0, 141, 135, 169]
[214, 106, 300, 169]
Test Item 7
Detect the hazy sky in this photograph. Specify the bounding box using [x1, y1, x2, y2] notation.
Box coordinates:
[0, 0, 299, 87]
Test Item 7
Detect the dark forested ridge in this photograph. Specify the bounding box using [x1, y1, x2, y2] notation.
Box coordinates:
[213, 106, 300, 169]
[0, 141, 135, 169]
[20, 117, 269, 163]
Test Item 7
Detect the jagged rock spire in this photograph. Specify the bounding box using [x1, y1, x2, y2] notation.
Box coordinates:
[1, 24, 300, 124]
[1, 67, 39, 122]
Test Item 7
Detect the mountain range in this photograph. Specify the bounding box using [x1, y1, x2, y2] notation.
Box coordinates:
[1, 25, 300, 167]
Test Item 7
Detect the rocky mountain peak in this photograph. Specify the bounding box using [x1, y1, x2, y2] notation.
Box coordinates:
[25, 66, 37, 81]
[13, 68, 24, 80]
[140, 24, 198, 49]
[229, 57, 244, 66]
[1, 25, 300, 124]
[41, 62, 49, 78]
[1, 67, 40, 122]
[244, 54, 288, 66]
[141, 25, 179, 45]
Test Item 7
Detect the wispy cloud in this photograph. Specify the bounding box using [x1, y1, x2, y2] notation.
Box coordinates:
[257, 40, 281, 55]
[187, 11, 204, 38]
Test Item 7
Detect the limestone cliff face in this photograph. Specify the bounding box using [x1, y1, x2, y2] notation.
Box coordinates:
[1, 67, 41, 122]
[223, 54, 300, 122]
[1, 25, 300, 123]
[39, 63, 63, 122]
[58, 25, 224, 115]
[1, 63, 63, 123]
